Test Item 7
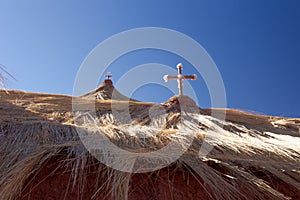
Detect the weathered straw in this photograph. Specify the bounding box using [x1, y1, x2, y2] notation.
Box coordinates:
[0, 90, 299, 199]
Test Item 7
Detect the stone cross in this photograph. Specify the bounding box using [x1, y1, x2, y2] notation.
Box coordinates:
[163, 63, 197, 96]
[105, 72, 112, 80]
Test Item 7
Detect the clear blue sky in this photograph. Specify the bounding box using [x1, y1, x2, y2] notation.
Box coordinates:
[0, 1, 299, 117]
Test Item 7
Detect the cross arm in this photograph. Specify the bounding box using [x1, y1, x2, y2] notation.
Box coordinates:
[163, 75, 178, 82]
[183, 74, 197, 80]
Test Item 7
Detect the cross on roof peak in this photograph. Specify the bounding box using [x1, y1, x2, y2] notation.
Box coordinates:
[105, 72, 112, 80]
[163, 63, 197, 96]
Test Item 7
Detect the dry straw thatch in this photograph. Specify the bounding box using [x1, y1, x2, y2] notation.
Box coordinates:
[0, 65, 16, 90]
[0, 90, 299, 199]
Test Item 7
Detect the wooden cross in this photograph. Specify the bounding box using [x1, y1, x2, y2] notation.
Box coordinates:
[105, 72, 112, 80]
[163, 63, 197, 96]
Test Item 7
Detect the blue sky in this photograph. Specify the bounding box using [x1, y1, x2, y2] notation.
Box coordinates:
[0, 1, 299, 117]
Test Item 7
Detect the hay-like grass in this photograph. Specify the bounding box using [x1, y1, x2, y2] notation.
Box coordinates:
[0, 90, 299, 199]
[0, 64, 16, 90]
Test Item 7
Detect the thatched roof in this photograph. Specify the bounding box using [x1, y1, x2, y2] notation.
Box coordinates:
[81, 79, 137, 101]
[0, 89, 299, 199]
